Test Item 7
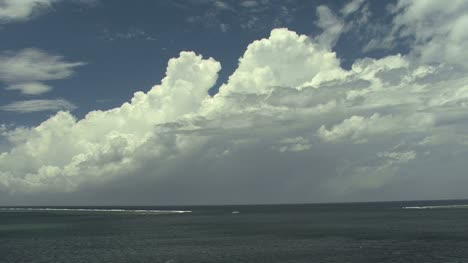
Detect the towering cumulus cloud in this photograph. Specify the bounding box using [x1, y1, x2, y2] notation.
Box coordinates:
[2, 1, 468, 204]
[0, 52, 220, 194]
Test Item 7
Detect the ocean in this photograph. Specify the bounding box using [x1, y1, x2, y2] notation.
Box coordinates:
[1, 200, 468, 263]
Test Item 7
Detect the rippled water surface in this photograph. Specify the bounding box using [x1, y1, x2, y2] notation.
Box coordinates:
[1, 201, 468, 263]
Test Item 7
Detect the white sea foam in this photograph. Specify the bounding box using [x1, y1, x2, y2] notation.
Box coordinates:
[0, 207, 192, 214]
[402, 205, 468, 210]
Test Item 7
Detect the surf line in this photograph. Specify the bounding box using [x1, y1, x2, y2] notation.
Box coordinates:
[0, 207, 192, 214]
[402, 204, 468, 209]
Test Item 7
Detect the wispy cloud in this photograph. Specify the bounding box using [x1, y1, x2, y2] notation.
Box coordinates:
[340, 0, 365, 17]
[0, 48, 84, 83]
[101, 27, 157, 42]
[4, 82, 52, 95]
[0, 0, 56, 23]
[181, 0, 297, 32]
[0, 0, 99, 23]
[315, 5, 344, 48]
[0, 99, 76, 113]
[240, 1, 259, 8]
[0, 48, 85, 95]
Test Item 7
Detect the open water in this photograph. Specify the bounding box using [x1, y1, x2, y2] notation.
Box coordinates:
[1, 200, 468, 263]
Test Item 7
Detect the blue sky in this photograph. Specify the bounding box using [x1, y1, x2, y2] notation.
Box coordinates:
[1, 0, 468, 205]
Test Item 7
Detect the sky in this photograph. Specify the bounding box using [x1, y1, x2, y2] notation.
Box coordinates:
[1, 0, 468, 205]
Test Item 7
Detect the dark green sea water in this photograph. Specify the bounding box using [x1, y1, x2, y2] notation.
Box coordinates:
[1, 200, 468, 263]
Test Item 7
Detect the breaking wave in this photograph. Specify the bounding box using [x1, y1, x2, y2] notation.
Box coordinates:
[0, 207, 192, 214]
[402, 205, 468, 210]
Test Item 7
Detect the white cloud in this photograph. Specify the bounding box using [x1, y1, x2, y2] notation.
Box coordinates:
[315, 5, 344, 48]
[240, 1, 258, 8]
[1, 21, 468, 204]
[0, 51, 220, 193]
[0, 48, 85, 96]
[219, 23, 229, 33]
[317, 113, 433, 143]
[213, 1, 231, 10]
[0, 99, 76, 113]
[101, 27, 156, 42]
[377, 151, 416, 163]
[0, 0, 56, 23]
[275, 137, 312, 152]
[391, 0, 468, 67]
[5, 82, 52, 95]
[340, 0, 365, 17]
[183, 0, 297, 33]
[212, 29, 342, 97]
[0, 48, 84, 83]
[0, 0, 97, 23]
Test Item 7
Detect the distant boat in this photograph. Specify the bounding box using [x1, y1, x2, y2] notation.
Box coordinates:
[232, 211, 240, 214]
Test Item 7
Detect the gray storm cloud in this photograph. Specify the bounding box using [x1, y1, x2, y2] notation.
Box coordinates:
[1, 0, 468, 205]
